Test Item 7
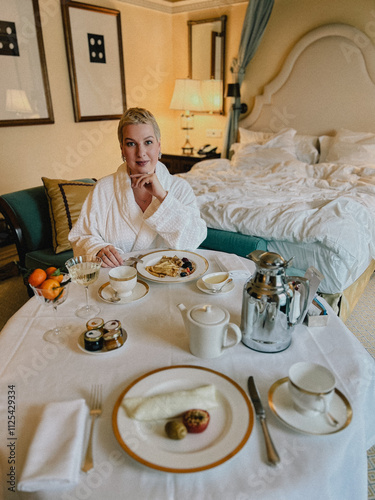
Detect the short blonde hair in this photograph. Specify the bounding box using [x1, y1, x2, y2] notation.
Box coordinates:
[117, 107, 161, 144]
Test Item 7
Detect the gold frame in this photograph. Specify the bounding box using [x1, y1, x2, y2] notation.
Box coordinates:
[0, 0, 54, 127]
[61, 0, 126, 122]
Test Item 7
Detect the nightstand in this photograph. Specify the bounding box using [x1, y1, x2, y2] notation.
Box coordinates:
[161, 153, 221, 175]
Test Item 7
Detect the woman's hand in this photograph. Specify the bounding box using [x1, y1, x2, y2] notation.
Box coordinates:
[130, 172, 167, 203]
[96, 245, 123, 268]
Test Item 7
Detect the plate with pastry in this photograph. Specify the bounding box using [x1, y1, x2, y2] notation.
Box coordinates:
[136, 250, 209, 283]
[112, 365, 254, 473]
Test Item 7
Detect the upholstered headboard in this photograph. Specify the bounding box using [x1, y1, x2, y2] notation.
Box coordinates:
[239, 24, 375, 136]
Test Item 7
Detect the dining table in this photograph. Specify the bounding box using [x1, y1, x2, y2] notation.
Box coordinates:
[0, 248, 374, 500]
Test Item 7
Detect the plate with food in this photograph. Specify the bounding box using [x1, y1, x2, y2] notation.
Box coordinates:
[136, 250, 209, 283]
[112, 365, 254, 473]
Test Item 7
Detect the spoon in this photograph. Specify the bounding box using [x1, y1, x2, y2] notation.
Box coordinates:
[211, 278, 233, 294]
[326, 411, 339, 427]
[109, 289, 121, 302]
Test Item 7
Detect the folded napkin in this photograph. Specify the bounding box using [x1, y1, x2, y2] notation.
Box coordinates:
[215, 253, 252, 280]
[18, 399, 88, 492]
[123, 384, 218, 421]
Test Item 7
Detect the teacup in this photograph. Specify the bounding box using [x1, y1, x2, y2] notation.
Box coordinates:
[109, 266, 137, 297]
[202, 272, 230, 291]
[288, 361, 336, 416]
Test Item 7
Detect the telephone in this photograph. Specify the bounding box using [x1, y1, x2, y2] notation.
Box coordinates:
[197, 144, 218, 156]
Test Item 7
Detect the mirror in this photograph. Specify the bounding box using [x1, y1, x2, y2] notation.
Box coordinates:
[188, 15, 227, 115]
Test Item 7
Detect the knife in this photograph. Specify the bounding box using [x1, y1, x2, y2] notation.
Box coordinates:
[248, 376, 280, 466]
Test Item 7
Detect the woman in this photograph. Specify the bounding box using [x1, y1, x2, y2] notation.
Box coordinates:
[68, 108, 207, 267]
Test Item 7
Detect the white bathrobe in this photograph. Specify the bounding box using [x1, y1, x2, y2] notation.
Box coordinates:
[68, 162, 207, 256]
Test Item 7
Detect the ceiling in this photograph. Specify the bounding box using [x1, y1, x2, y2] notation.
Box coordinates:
[117, 0, 247, 14]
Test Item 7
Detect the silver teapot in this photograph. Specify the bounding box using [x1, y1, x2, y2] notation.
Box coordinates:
[241, 250, 310, 353]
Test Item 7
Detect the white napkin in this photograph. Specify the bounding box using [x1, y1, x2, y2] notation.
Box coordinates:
[18, 399, 88, 492]
[215, 253, 252, 280]
[123, 384, 218, 421]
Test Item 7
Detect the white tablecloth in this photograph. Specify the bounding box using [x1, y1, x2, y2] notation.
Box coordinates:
[0, 249, 374, 500]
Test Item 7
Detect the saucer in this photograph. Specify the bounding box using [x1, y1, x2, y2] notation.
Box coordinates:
[98, 281, 149, 304]
[268, 377, 352, 435]
[196, 278, 235, 295]
[77, 328, 128, 355]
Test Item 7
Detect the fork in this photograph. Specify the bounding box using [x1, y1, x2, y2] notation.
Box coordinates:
[82, 385, 102, 473]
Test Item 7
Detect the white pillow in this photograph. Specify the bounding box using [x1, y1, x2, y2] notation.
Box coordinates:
[324, 128, 375, 165]
[318, 135, 334, 163]
[239, 127, 319, 164]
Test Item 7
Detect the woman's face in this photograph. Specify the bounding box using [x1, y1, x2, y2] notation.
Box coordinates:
[121, 123, 160, 175]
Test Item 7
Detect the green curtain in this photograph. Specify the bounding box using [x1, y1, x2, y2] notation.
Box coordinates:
[223, 0, 274, 158]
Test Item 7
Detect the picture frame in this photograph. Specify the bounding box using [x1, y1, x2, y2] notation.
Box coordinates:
[0, 0, 54, 127]
[61, 0, 126, 122]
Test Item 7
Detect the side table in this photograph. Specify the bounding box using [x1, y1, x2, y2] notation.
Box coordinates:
[161, 153, 221, 174]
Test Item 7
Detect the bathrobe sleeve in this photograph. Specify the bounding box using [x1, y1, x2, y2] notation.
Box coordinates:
[142, 175, 207, 251]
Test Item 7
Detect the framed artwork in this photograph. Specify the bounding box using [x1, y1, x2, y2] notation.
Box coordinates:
[0, 0, 54, 127]
[61, 0, 126, 122]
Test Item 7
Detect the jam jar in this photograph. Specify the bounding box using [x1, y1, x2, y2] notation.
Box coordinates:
[103, 329, 124, 351]
[84, 329, 104, 352]
[86, 318, 105, 333]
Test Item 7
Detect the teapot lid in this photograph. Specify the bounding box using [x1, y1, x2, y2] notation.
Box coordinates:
[191, 304, 226, 325]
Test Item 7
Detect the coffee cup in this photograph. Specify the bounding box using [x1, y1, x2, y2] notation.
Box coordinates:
[288, 361, 335, 416]
[109, 266, 137, 297]
[202, 272, 230, 291]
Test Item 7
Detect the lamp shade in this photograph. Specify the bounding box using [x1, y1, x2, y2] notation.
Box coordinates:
[6, 89, 33, 114]
[201, 79, 222, 112]
[226, 83, 241, 98]
[170, 79, 204, 112]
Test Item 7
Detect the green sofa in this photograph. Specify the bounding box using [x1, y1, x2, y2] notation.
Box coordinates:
[0, 181, 268, 287]
[0, 180, 96, 271]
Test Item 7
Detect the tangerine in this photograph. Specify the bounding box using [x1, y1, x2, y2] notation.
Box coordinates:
[39, 278, 62, 300]
[28, 268, 47, 287]
[45, 266, 63, 283]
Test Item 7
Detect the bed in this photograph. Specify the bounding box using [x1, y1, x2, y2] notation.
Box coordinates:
[180, 23, 375, 321]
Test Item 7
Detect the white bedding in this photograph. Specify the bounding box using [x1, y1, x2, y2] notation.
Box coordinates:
[179, 154, 375, 294]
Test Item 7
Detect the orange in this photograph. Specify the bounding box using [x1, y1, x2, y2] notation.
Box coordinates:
[45, 266, 63, 283]
[28, 268, 47, 287]
[39, 278, 62, 300]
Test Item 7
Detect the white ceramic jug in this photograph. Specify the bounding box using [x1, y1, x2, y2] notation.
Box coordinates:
[177, 303, 242, 359]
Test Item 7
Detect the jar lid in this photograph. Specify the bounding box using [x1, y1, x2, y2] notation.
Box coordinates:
[86, 317, 104, 330]
[104, 320, 121, 331]
[103, 329, 121, 341]
[190, 305, 226, 325]
[84, 329, 103, 341]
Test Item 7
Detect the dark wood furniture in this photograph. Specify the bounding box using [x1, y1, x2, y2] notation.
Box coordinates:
[161, 153, 220, 174]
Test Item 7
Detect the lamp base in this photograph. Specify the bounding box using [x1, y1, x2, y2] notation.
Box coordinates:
[181, 138, 194, 156]
[182, 146, 194, 155]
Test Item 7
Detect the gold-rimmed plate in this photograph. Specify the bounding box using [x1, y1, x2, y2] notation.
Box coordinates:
[136, 250, 209, 283]
[268, 377, 352, 435]
[112, 365, 254, 473]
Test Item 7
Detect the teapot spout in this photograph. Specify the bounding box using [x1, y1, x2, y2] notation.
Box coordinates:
[177, 303, 188, 325]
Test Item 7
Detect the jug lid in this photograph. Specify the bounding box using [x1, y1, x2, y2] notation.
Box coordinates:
[191, 305, 226, 325]
[250, 251, 291, 270]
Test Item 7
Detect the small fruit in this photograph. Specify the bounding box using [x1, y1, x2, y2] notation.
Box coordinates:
[182, 409, 210, 433]
[46, 266, 63, 283]
[165, 420, 187, 440]
[39, 278, 62, 300]
[28, 268, 47, 287]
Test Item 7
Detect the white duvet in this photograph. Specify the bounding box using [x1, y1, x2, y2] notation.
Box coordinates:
[179, 156, 375, 293]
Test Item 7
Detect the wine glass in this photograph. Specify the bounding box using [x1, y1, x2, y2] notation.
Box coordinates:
[30, 275, 70, 344]
[65, 255, 102, 319]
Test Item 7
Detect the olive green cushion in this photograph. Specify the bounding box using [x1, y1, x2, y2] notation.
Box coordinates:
[42, 177, 95, 254]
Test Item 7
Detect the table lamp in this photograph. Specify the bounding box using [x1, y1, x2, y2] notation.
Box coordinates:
[226, 83, 248, 114]
[170, 78, 204, 155]
[6, 89, 33, 116]
[201, 79, 222, 114]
